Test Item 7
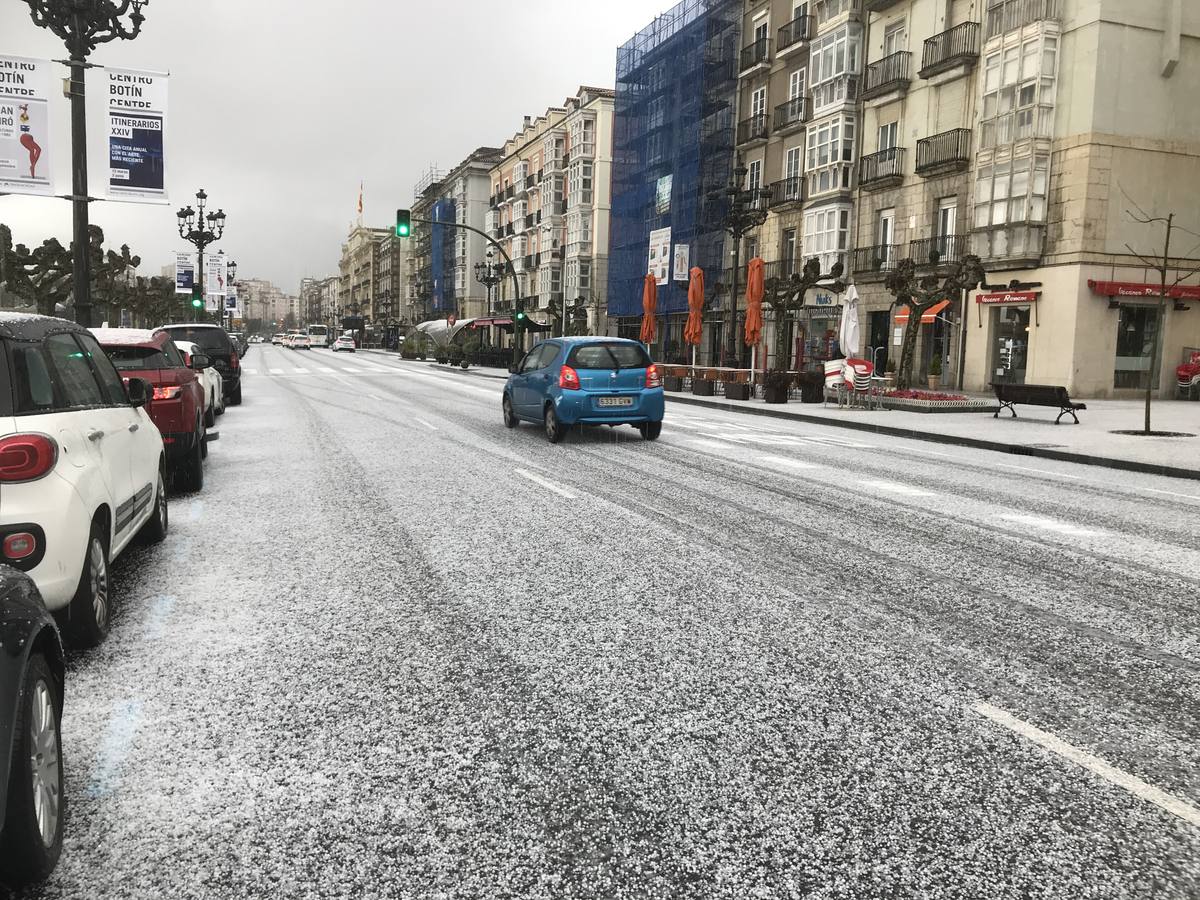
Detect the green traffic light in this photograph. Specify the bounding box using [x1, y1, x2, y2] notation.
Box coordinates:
[395, 208, 411, 238]
[396, 223, 410, 237]
[191, 297, 203, 308]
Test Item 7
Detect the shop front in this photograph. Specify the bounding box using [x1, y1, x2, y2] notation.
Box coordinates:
[976, 290, 1039, 386]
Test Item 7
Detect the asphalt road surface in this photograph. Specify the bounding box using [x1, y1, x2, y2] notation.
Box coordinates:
[20, 344, 1200, 899]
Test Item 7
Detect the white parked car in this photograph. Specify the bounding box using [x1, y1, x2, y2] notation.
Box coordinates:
[0, 314, 167, 648]
[331, 335, 356, 352]
[272, 333, 285, 345]
[173, 339, 224, 425]
[291, 334, 311, 350]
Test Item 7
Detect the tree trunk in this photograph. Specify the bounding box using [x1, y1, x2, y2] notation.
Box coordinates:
[895, 315, 922, 390]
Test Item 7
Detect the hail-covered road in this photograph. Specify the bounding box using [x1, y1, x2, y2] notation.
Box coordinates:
[22, 343, 1200, 899]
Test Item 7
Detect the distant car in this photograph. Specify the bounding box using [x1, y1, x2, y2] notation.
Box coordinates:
[331, 335, 356, 352]
[0, 314, 167, 648]
[94, 328, 209, 492]
[502, 337, 665, 443]
[159, 323, 242, 406]
[272, 333, 285, 345]
[291, 334, 311, 350]
[228, 332, 247, 355]
[0, 566, 66, 888]
[173, 339, 225, 425]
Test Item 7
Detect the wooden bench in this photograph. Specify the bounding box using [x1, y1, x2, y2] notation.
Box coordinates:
[992, 383, 1087, 424]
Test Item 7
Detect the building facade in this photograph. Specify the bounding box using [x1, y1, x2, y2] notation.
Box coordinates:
[338, 224, 390, 323]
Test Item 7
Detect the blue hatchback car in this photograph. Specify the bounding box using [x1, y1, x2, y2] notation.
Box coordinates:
[502, 337, 665, 443]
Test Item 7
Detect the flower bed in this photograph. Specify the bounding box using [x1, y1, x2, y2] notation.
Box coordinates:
[880, 389, 995, 413]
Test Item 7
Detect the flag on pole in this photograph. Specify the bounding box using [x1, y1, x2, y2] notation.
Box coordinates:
[357, 181, 364, 215]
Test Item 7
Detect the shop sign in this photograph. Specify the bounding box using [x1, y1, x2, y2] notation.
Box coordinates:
[1087, 279, 1200, 301]
[976, 291, 1039, 305]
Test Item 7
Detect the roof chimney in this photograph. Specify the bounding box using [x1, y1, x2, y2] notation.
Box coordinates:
[523, 115, 532, 128]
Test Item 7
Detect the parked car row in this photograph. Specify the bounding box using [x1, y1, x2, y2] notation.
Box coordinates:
[0, 314, 251, 889]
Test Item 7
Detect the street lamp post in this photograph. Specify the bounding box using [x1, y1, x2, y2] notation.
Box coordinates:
[720, 158, 771, 365]
[225, 259, 237, 332]
[474, 250, 504, 316]
[176, 189, 225, 322]
[22, 0, 149, 327]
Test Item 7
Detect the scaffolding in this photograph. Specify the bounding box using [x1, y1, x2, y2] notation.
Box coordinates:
[608, 0, 741, 320]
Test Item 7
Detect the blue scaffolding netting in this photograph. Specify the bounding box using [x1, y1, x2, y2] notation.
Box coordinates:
[607, 0, 741, 319]
[430, 197, 456, 312]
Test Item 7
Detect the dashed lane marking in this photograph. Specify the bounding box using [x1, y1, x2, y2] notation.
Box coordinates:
[515, 467, 578, 499]
[993, 462, 1083, 480]
[415, 418, 438, 431]
[1146, 487, 1200, 502]
[858, 479, 937, 497]
[243, 368, 258, 375]
[759, 455, 821, 470]
[971, 701, 1200, 828]
[999, 512, 1099, 537]
[291, 368, 309, 374]
[268, 368, 284, 375]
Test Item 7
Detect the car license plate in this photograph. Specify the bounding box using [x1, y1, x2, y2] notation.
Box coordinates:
[598, 396, 634, 408]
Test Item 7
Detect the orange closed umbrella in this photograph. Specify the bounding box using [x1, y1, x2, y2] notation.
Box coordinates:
[743, 256, 764, 347]
[640, 274, 658, 344]
[683, 267, 704, 346]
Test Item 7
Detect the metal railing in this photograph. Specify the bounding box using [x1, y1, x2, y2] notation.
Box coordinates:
[909, 234, 967, 267]
[863, 51, 911, 98]
[736, 113, 769, 145]
[986, 0, 1060, 40]
[859, 147, 906, 186]
[852, 245, 900, 275]
[768, 176, 804, 206]
[915, 129, 972, 173]
[920, 22, 981, 76]
[774, 96, 810, 130]
[778, 14, 814, 51]
[739, 37, 770, 71]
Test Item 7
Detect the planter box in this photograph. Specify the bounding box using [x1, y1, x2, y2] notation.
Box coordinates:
[692, 380, 715, 397]
[880, 396, 996, 414]
[664, 376, 684, 392]
[724, 382, 752, 401]
[763, 385, 790, 404]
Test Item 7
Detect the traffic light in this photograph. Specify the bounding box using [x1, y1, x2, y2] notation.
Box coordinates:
[514, 309, 527, 326]
[395, 208, 411, 238]
[191, 287, 203, 309]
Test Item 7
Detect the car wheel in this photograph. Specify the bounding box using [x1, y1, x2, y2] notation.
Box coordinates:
[65, 525, 110, 648]
[502, 393, 518, 428]
[544, 404, 567, 444]
[136, 468, 168, 545]
[638, 421, 663, 441]
[229, 384, 242, 406]
[178, 432, 205, 493]
[204, 401, 215, 428]
[199, 419, 208, 461]
[0, 653, 64, 887]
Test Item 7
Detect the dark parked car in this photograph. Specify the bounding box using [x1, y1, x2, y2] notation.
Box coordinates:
[158, 323, 242, 406]
[0, 565, 66, 888]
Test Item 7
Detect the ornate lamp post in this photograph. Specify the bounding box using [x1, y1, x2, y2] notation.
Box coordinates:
[22, 0, 149, 327]
[176, 189, 225, 322]
[720, 158, 771, 365]
[474, 250, 504, 316]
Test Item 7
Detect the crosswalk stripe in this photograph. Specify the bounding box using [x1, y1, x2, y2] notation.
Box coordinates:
[244, 368, 258, 375]
[269, 368, 284, 374]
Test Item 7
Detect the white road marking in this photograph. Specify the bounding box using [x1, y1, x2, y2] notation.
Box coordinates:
[291, 368, 309, 374]
[515, 467, 578, 499]
[317, 367, 335, 373]
[415, 418, 438, 431]
[1146, 487, 1200, 502]
[999, 513, 1099, 537]
[859, 479, 936, 497]
[971, 701, 1200, 828]
[759, 455, 820, 470]
[341, 367, 360, 373]
[993, 462, 1083, 480]
[243, 367, 258, 375]
[268, 368, 284, 375]
[685, 438, 733, 451]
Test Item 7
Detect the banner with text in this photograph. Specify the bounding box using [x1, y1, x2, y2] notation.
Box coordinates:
[672, 244, 690, 281]
[0, 55, 53, 196]
[106, 67, 168, 202]
[174, 251, 195, 294]
[225, 285, 239, 318]
[648, 227, 671, 286]
[205, 255, 227, 311]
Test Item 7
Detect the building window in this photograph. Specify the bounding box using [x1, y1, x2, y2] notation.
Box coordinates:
[803, 205, 850, 273]
[751, 86, 767, 120]
[1114, 306, 1161, 390]
[814, 0, 856, 25]
[986, 0, 1061, 40]
[973, 153, 1050, 227]
[570, 116, 596, 158]
[784, 145, 803, 180]
[567, 160, 593, 207]
[747, 158, 763, 192]
[454, 267, 465, 291]
[980, 34, 1057, 149]
[579, 260, 591, 291]
[789, 67, 806, 100]
[809, 24, 862, 113]
[806, 114, 855, 196]
[877, 121, 898, 151]
[883, 20, 907, 56]
[781, 229, 797, 275]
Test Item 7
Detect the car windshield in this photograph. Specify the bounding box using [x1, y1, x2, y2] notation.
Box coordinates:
[568, 343, 650, 370]
[162, 327, 230, 352]
[103, 346, 176, 370]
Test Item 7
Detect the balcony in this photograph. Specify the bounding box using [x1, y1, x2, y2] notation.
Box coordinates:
[504, 222, 514, 237]
[909, 234, 967, 268]
[852, 245, 901, 279]
[919, 22, 981, 80]
[768, 176, 804, 208]
[525, 214, 535, 230]
[524, 254, 535, 270]
[739, 38, 770, 76]
[986, 0, 1060, 41]
[773, 96, 810, 133]
[864, 0, 903, 8]
[859, 147, 906, 190]
[777, 14, 814, 54]
[915, 129, 972, 176]
[525, 174, 535, 190]
[862, 51, 911, 102]
[504, 185, 514, 200]
[736, 113, 769, 146]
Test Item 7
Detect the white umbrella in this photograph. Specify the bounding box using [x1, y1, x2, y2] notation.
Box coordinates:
[839, 283, 861, 358]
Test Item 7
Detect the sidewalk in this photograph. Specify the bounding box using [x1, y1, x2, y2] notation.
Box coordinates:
[363, 351, 1199, 481]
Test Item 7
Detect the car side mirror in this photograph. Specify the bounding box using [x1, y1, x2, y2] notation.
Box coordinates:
[509, 364, 519, 374]
[191, 354, 211, 370]
[126, 377, 150, 408]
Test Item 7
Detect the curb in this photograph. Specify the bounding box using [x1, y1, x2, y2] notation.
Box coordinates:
[664, 393, 1200, 482]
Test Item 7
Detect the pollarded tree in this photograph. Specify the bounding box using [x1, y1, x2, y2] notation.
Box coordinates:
[761, 257, 846, 374]
[884, 255, 986, 390]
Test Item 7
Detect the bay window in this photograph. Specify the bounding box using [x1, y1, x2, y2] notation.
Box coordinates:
[980, 34, 1057, 149]
[806, 114, 856, 196]
[803, 205, 851, 273]
[809, 24, 862, 114]
[973, 153, 1050, 228]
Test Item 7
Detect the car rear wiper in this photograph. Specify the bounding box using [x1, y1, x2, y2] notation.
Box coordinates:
[603, 346, 621, 370]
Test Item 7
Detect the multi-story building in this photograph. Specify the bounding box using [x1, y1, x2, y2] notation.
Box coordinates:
[318, 276, 340, 327]
[338, 224, 390, 322]
[609, 0, 742, 359]
[850, 0, 1200, 397]
[489, 88, 615, 333]
[373, 233, 410, 327]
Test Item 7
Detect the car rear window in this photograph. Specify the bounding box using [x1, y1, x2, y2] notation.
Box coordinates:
[567, 343, 650, 370]
[162, 326, 231, 352]
[103, 346, 175, 370]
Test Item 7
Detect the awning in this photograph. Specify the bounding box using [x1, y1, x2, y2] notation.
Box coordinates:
[467, 317, 512, 328]
[895, 299, 951, 326]
[1088, 279, 1200, 300]
[976, 290, 1039, 305]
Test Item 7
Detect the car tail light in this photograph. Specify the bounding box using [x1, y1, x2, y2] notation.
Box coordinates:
[152, 385, 183, 401]
[559, 365, 581, 390]
[3, 532, 37, 561]
[230, 350, 240, 370]
[645, 364, 662, 388]
[0, 434, 58, 482]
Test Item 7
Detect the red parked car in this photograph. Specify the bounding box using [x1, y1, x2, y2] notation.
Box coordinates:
[91, 328, 210, 492]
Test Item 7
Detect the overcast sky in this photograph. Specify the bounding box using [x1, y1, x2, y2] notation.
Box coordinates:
[0, 0, 659, 292]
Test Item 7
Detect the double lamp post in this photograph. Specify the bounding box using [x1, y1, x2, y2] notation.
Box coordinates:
[177, 189, 228, 323]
